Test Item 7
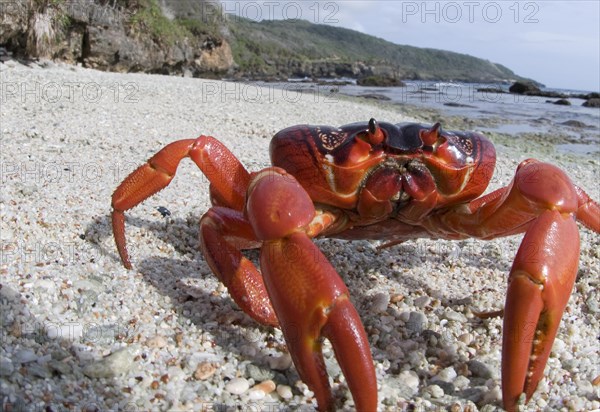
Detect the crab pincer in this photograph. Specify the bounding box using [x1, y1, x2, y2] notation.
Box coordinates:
[246, 168, 378, 411]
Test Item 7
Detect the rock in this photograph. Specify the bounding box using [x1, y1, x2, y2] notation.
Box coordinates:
[276, 384, 293, 399]
[414, 296, 431, 308]
[27, 363, 52, 379]
[443, 102, 477, 108]
[0, 356, 14, 376]
[425, 384, 444, 398]
[251, 380, 276, 395]
[509, 81, 541, 95]
[267, 353, 292, 370]
[357, 75, 406, 87]
[406, 312, 427, 334]
[82, 347, 135, 378]
[399, 370, 420, 390]
[359, 93, 391, 101]
[553, 99, 571, 106]
[435, 366, 457, 382]
[47, 359, 72, 375]
[370, 292, 391, 312]
[561, 120, 591, 128]
[14, 349, 37, 364]
[583, 98, 600, 107]
[225, 377, 250, 395]
[146, 335, 168, 349]
[194, 362, 218, 380]
[467, 360, 493, 379]
[246, 364, 275, 381]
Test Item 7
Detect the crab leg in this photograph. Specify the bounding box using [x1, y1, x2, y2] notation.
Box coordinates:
[246, 168, 377, 411]
[502, 209, 579, 410]
[433, 160, 597, 411]
[111, 136, 250, 268]
[199, 207, 278, 326]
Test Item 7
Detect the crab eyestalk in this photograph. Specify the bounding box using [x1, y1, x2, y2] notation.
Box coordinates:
[420, 122, 441, 146]
[366, 118, 385, 145]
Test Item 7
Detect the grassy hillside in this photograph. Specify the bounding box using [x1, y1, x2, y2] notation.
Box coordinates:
[228, 18, 525, 82]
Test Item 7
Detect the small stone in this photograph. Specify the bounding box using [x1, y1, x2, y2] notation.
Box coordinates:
[0, 356, 14, 376]
[371, 292, 390, 312]
[593, 375, 600, 386]
[83, 347, 135, 378]
[47, 359, 71, 375]
[483, 385, 502, 404]
[453, 375, 470, 390]
[458, 332, 473, 345]
[436, 366, 457, 382]
[276, 384, 293, 399]
[27, 363, 52, 379]
[443, 309, 467, 322]
[225, 377, 250, 395]
[425, 384, 444, 398]
[194, 362, 217, 380]
[246, 363, 275, 381]
[390, 293, 404, 303]
[399, 370, 420, 389]
[414, 296, 431, 308]
[14, 349, 37, 364]
[252, 379, 276, 394]
[406, 312, 427, 334]
[175, 332, 184, 347]
[467, 360, 493, 379]
[146, 335, 168, 348]
[267, 353, 292, 370]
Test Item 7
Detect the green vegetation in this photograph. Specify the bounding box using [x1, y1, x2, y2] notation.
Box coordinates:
[226, 17, 525, 82]
[129, 0, 222, 46]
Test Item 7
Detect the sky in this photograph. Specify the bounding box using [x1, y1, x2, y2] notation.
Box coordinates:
[220, 1, 600, 91]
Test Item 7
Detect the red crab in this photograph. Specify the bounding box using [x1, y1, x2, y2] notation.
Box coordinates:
[111, 119, 599, 411]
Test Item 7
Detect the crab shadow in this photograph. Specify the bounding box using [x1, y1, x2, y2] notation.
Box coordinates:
[85, 212, 518, 408]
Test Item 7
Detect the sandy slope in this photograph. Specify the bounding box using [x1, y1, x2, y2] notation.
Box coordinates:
[1, 61, 598, 411]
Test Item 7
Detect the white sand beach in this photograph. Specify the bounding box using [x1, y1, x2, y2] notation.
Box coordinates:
[1, 61, 598, 411]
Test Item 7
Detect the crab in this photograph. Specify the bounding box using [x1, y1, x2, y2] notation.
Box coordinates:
[111, 119, 599, 411]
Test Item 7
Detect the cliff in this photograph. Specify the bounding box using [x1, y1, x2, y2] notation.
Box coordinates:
[0, 0, 534, 83]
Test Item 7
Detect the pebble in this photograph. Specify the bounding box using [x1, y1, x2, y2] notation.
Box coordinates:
[267, 353, 292, 370]
[370, 292, 390, 312]
[246, 363, 275, 381]
[47, 359, 71, 375]
[406, 312, 427, 334]
[467, 360, 493, 379]
[482, 385, 502, 404]
[225, 377, 250, 395]
[194, 362, 218, 380]
[398, 370, 420, 390]
[276, 384, 293, 399]
[146, 335, 168, 349]
[443, 309, 467, 323]
[414, 296, 431, 308]
[248, 380, 276, 400]
[82, 347, 135, 378]
[27, 363, 52, 379]
[14, 349, 37, 364]
[435, 367, 457, 382]
[425, 384, 444, 398]
[0, 356, 14, 376]
[453, 375, 470, 390]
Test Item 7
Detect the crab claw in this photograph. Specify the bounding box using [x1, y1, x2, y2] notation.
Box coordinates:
[502, 209, 579, 411]
[246, 168, 377, 411]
